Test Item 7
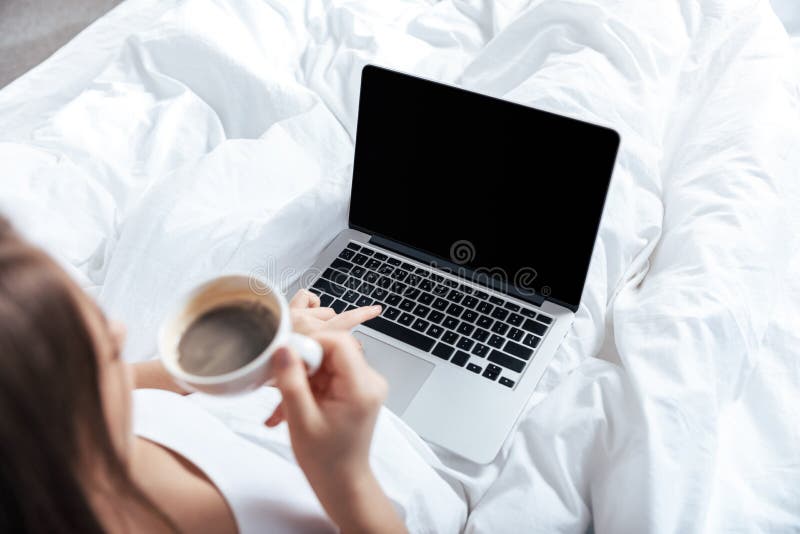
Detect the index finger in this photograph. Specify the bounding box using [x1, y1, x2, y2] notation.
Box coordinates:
[326, 305, 382, 330]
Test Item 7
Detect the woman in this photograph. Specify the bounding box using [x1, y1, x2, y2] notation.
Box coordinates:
[0, 217, 408, 533]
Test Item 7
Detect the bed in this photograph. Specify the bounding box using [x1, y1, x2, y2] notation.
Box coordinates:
[1, 0, 798, 532]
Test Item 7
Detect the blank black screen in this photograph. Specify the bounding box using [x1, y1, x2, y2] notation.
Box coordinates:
[349, 66, 620, 310]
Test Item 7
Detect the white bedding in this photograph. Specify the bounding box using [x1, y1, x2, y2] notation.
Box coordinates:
[1, 0, 798, 532]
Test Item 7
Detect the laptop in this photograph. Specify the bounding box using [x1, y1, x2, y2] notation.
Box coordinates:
[290, 65, 620, 463]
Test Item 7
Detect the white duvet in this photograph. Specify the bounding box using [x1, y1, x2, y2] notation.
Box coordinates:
[1, 0, 798, 532]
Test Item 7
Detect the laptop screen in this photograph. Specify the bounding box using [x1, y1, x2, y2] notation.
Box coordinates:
[349, 65, 620, 311]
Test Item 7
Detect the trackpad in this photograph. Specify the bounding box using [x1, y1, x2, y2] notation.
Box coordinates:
[353, 331, 434, 415]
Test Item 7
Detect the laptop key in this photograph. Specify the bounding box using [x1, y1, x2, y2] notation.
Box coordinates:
[413, 304, 430, 318]
[488, 334, 505, 348]
[319, 293, 334, 307]
[361, 248, 374, 257]
[451, 350, 470, 367]
[414, 267, 429, 277]
[472, 343, 489, 357]
[387, 257, 402, 266]
[488, 350, 525, 373]
[476, 315, 493, 329]
[378, 264, 395, 275]
[433, 298, 449, 311]
[374, 252, 388, 261]
[443, 317, 459, 330]
[390, 282, 407, 294]
[489, 296, 504, 305]
[521, 308, 537, 318]
[331, 299, 347, 313]
[504, 341, 533, 361]
[472, 328, 489, 342]
[406, 274, 423, 287]
[491, 322, 509, 335]
[503, 302, 520, 312]
[508, 313, 524, 326]
[462, 296, 479, 309]
[404, 288, 421, 300]
[475, 290, 489, 299]
[401, 262, 415, 271]
[457, 337, 474, 351]
[457, 323, 474, 336]
[537, 314, 553, 325]
[508, 327, 524, 342]
[427, 325, 444, 339]
[385, 294, 402, 306]
[412, 319, 430, 333]
[383, 307, 400, 320]
[446, 291, 464, 303]
[371, 288, 388, 302]
[339, 249, 355, 260]
[363, 272, 380, 284]
[398, 313, 415, 326]
[364, 316, 435, 352]
[446, 303, 464, 316]
[365, 259, 381, 270]
[430, 273, 444, 283]
[322, 269, 348, 287]
[356, 296, 373, 307]
[442, 331, 459, 345]
[419, 280, 435, 292]
[467, 363, 482, 374]
[443, 279, 459, 288]
[352, 254, 368, 266]
[483, 364, 501, 381]
[432, 343, 454, 360]
[345, 242, 360, 251]
[391, 269, 408, 281]
[351, 266, 367, 278]
[523, 334, 541, 348]
[499, 377, 515, 388]
[376, 276, 392, 289]
[358, 283, 375, 295]
[459, 284, 474, 295]
[331, 258, 353, 272]
[522, 319, 547, 336]
[461, 310, 479, 323]
[419, 293, 434, 305]
[344, 277, 361, 290]
[428, 311, 445, 324]
[343, 290, 359, 303]
[313, 278, 346, 298]
[433, 284, 449, 296]
[491, 308, 509, 321]
[400, 299, 416, 312]
[477, 301, 493, 314]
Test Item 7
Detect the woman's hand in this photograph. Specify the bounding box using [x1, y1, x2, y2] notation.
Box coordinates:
[266, 331, 406, 534]
[289, 289, 381, 335]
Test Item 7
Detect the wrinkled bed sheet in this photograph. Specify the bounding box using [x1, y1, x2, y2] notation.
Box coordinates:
[1, 0, 798, 532]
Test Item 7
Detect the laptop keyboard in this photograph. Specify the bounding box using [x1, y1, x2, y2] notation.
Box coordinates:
[308, 242, 553, 390]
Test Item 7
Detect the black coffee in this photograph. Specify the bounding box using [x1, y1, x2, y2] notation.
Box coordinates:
[178, 301, 278, 376]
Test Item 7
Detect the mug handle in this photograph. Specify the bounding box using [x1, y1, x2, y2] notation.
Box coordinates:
[286, 332, 323, 374]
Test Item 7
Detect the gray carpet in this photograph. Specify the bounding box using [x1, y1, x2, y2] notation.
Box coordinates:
[0, 0, 122, 88]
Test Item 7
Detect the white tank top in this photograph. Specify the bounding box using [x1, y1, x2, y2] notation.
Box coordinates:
[133, 388, 466, 534]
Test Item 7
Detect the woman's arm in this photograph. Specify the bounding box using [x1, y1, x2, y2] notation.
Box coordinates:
[267, 332, 407, 534]
[131, 360, 188, 394]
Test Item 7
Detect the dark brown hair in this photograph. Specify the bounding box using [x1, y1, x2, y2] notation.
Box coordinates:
[0, 218, 172, 532]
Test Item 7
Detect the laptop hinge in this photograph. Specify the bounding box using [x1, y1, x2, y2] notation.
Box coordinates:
[368, 235, 546, 307]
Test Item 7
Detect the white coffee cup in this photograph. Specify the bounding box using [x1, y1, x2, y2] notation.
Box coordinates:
[159, 274, 323, 395]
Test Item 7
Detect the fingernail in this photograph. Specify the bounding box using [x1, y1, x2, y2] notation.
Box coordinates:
[372, 305, 382, 311]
